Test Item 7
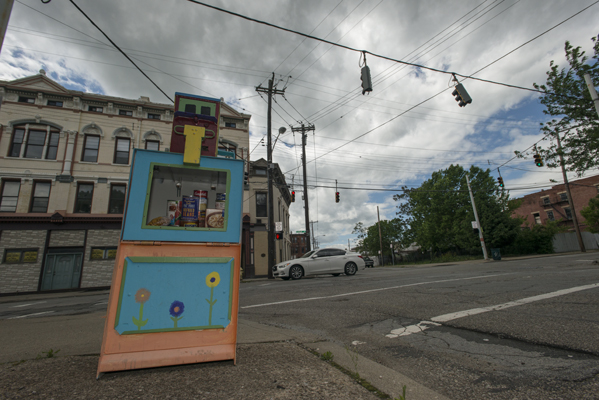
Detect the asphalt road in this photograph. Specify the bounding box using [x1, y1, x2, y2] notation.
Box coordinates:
[2, 253, 598, 399]
[238, 253, 599, 399]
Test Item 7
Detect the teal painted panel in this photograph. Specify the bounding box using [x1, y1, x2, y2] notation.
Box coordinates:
[115, 256, 233, 335]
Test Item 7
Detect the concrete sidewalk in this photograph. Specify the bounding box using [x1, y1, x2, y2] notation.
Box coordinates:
[0, 290, 450, 400]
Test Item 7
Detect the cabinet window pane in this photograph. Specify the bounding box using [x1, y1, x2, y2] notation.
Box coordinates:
[9, 128, 25, 157]
[83, 135, 100, 162]
[1, 181, 20, 212]
[114, 138, 130, 164]
[74, 183, 94, 213]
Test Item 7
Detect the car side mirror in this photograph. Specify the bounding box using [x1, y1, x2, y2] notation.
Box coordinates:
[311, 254, 318, 258]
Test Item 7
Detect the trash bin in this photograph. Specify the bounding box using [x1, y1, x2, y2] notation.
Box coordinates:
[491, 248, 501, 261]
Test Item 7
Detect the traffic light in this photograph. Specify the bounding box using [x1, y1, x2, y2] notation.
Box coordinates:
[275, 232, 282, 240]
[533, 154, 544, 167]
[451, 83, 472, 107]
[243, 171, 249, 185]
[335, 192, 340, 203]
[291, 191, 295, 202]
[497, 177, 504, 187]
[360, 66, 372, 95]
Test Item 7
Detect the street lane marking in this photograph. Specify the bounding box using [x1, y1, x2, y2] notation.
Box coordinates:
[12, 301, 47, 308]
[386, 282, 599, 338]
[241, 273, 509, 309]
[8, 311, 55, 319]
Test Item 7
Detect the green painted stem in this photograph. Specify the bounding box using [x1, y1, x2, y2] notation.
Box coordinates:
[138, 303, 144, 331]
[208, 286, 214, 325]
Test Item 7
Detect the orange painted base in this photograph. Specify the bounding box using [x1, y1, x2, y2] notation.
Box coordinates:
[97, 241, 241, 378]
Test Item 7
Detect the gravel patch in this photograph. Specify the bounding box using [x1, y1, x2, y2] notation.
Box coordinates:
[1, 342, 380, 400]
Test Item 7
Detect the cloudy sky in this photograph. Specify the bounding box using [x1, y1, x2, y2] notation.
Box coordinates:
[2, 0, 598, 250]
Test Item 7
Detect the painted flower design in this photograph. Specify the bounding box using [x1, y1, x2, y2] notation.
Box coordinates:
[135, 288, 151, 303]
[205, 272, 220, 326]
[169, 300, 185, 328]
[206, 272, 220, 288]
[169, 300, 185, 318]
[132, 288, 151, 330]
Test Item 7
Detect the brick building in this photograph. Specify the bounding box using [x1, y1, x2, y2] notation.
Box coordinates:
[511, 175, 599, 230]
[0, 71, 251, 294]
[290, 233, 310, 259]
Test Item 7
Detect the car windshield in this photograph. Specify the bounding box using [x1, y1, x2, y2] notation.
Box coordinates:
[300, 250, 316, 258]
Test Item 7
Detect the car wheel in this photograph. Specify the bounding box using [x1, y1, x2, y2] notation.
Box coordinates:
[289, 265, 303, 280]
[281, 277, 290, 281]
[344, 262, 357, 276]
[332, 273, 341, 276]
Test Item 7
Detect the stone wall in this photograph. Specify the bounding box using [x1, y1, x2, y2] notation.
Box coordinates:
[80, 229, 120, 288]
[0, 230, 47, 293]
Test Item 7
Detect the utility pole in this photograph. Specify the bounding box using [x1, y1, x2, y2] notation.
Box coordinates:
[310, 220, 318, 249]
[377, 206, 384, 266]
[556, 133, 586, 252]
[256, 73, 286, 278]
[583, 73, 599, 118]
[292, 123, 315, 252]
[465, 174, 489, 260]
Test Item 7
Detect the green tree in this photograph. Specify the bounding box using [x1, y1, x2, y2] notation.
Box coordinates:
[352, 218, 405, 260]
[393, 165, 519, 255]
[581, 195, 599, 233]
[524, 36, 599, 176]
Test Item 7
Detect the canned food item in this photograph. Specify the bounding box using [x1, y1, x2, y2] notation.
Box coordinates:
[215, 201, 226, 210]
[182, 221, 198, 227]
[181, 196, 199, 221]
[216, 193, 226, 201]
[206, 208, 225, 228]
[198, 210, 206, 226]
[167, 200, 178, 226]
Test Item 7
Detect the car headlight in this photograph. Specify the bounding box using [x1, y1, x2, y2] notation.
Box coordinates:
[279, 263, 290, 269]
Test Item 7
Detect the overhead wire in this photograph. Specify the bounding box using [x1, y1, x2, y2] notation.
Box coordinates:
[185, 0, 581, 98]
[64, 0, 174, 102]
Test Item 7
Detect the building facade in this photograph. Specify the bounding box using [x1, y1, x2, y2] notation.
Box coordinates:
[0, 71, 251, 294]
[511, 175, 599, 230]
[242, 158, 291, 278]
[290, 233, 309, 259]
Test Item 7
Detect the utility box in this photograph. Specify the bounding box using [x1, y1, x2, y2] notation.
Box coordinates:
[491, 248, 501, 261]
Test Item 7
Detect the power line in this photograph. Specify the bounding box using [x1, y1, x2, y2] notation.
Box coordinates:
[61, 0, 173, 102]
[184, 0, 589, 97]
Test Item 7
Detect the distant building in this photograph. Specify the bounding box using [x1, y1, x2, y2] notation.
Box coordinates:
[511, 175, 599, 230]
[290, 233, 310, 259]
[243, 158, 291, 278]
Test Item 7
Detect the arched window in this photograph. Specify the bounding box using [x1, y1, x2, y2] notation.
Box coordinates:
[7, 120, 62, 160]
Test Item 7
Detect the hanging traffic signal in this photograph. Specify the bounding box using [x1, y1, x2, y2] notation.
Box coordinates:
[533, 154, 544, 167]
[275, 232, 283, 240]
[335, 192, 340, 203]
[243, 171, 249, 185]
[291, 191, 295, 202]
[361, 66, 373, 95]
[451, 83, 472, 107]
[497, 177, 504, 187]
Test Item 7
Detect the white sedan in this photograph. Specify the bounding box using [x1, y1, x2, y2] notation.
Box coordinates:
[272, 248, 366, 280]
